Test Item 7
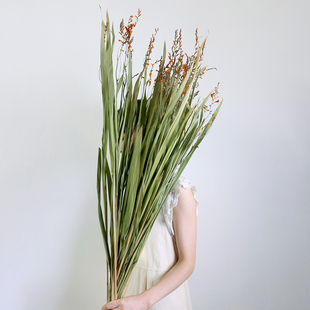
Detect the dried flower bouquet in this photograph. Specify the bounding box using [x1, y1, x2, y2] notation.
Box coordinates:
[97, 9, 222, 302]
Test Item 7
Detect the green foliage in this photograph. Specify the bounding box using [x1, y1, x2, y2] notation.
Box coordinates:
[97, 10, 222, 301]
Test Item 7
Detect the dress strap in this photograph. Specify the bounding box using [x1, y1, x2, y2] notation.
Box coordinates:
[162, 175, 199, 236]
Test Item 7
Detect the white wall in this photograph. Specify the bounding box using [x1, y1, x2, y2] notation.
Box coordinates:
[1, 0, 309, 309]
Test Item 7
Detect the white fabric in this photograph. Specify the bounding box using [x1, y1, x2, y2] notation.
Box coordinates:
[162, 175, 199, 236]
[124, 175, 198, 310]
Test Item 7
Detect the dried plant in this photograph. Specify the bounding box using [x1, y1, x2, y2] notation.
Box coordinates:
[97, 9, 222, 302]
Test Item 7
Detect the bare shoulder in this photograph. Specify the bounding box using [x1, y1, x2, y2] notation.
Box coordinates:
[175, 185, 197, 213]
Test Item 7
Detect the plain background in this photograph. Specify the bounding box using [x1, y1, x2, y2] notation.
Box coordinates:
[1, 0, 310, 309]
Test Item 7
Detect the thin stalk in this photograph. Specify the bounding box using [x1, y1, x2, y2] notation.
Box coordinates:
[106, 261, 109, 302]
[117, 222, 134, 278]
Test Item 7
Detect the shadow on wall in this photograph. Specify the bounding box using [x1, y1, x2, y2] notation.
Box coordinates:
[57, 203, 107, 310]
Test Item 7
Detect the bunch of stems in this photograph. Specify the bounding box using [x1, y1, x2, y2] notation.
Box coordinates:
[97, 11, 222, 302]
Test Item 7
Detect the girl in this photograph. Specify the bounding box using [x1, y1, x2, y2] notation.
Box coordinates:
[101, 175, 198, 310]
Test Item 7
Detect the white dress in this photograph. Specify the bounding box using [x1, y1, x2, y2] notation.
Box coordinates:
[124, 175, 199, 309]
